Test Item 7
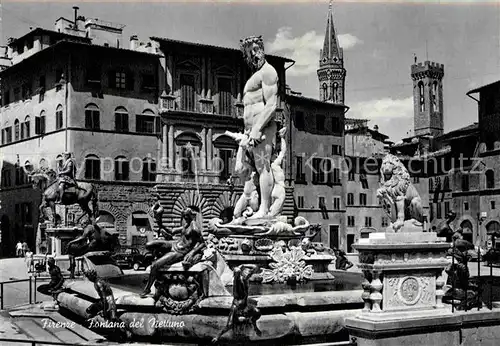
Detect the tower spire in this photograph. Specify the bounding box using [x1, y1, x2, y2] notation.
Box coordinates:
[317, 0, 346, 104]
[321, 0, 340, 62]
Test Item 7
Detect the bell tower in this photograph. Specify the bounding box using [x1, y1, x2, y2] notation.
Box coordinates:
[317, 0, 346, 104]
[411, 60, 445, 137]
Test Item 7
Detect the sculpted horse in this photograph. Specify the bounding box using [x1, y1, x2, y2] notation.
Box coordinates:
[31, 168, 98, 226]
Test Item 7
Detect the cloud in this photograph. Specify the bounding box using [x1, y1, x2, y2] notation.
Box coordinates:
[348, 97, 414, 120]
[266, 27, 362, 77]
[347, 97, 415, 142]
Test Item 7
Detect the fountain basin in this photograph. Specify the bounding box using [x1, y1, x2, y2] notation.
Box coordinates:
[58, 270, 363, 343]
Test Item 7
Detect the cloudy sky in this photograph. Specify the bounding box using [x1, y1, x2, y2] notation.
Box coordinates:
[1, 0, 499, 142]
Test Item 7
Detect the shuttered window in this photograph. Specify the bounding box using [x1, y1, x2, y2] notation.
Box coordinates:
[180, 74, 195, 111]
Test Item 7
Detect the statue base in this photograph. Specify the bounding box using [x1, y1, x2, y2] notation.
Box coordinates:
[345, 230, 452, 345]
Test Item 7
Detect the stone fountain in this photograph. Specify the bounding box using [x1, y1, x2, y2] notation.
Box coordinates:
[52, 36, 363, 344]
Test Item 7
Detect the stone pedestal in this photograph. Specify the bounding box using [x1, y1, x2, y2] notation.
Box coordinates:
[345, 231, 453, 346]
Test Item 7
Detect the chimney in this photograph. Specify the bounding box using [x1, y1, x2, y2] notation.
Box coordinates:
[73, 6, 80, 29]
[130, 35, 138, 50]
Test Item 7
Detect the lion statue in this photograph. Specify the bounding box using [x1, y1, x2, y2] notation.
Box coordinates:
[376, 154, 424, 232]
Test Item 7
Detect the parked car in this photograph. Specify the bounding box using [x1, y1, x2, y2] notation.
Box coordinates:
[111, 246, 154, 271]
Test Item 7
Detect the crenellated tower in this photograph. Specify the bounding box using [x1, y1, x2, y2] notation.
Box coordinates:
[317, 0, 346, 104]
[411, 60, 445, 137]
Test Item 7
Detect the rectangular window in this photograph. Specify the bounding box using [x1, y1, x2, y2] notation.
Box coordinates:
[413, 176, 420, 184]
[180, 74, 196, 111]
[23, 203, 33, 223]
[436, 203, 442, 219]
[218, 78, 233, 116]
[312, 158, 328, 184]
[136, 115, 155, 133]
[316, 114, 325, 131]
[461, 174, 469, 192]
[39, 75, 46, 90]
[331, 117, 340, 133]
[318, 196, 326, 208]
[295, 111, 305, 130]
[347, 216, 355, 227]
[365, 217, 372, 227]
[14, 87, 21, 101]
[359, 193, 367, 206]
[219, 149, 232, 181]
[347, 234, 355, 253]
[329, 225, 339, 250]
[297, 196, 304, 208]
[87, 65, 101, 85]
[3, 90, 10, 106]
[333, 197, 340, 210]
[181, 147, 195, 180]
[35, 116, 46, 135]
[141, 74, 156, 91]
[142, 160, 157, 182]
[332, 144, 342, 156]
[296, 156, 305, 182]
[116, 71, 126, 89]
[115, 113, 129, 132]
[22, 82, 32, 100]
[464, 201, 469, 211]
[492, 201, 496, 210]
[5, 127, 12, 143]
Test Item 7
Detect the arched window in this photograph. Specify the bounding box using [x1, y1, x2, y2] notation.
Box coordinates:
[85, 104, 100, 130]
[142, 157, 156, 182]
[432, 81, 438, 112]
[36, 110, 46, 135]
[114, 156, 129, 181]
[347, 193, 354, 206]
[56, 104, 63, 130]
[332, 82, 339, 103]
[97, 211, 115, 228]
[115, 106, 129, 132]
[486, 169, 495, 189]
[85, 154, 101, 180]
[487, 221, 500, 238]
[21, 116, 30, 139]
[14, 119, 20, 141]
[136, 109, 157, 133]
[322, 83, 328, 101]
[418, 82, 425, 112]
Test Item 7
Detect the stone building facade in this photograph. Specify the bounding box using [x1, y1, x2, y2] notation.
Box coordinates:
[391, 58, 500, 247]
[0, 9, 303, 255]
[286, 94, 346, 250]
